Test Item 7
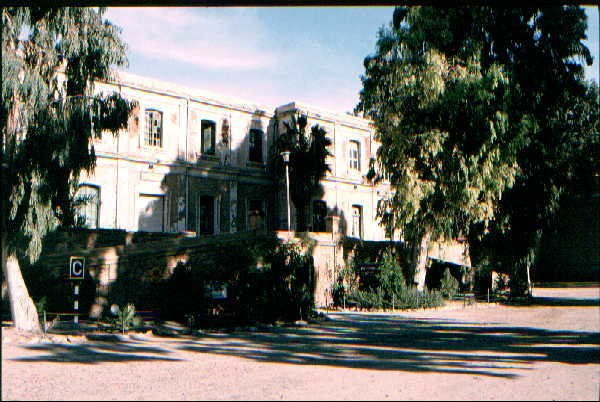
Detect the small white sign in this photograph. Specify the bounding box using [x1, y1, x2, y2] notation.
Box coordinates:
[69, 257, 85, 280]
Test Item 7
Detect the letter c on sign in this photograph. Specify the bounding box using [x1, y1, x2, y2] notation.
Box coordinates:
[72, 261, 83, 276]
[69, 257, 85, 279]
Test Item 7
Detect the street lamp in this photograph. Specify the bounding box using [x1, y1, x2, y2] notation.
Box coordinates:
[280, 150, 291, 236]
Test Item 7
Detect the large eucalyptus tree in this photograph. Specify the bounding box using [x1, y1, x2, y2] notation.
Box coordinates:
[1, 7, 134, 332]
[356, 6, 593, 292]
[356, 7, 525, 289]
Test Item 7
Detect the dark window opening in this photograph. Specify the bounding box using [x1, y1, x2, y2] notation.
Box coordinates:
[199, 195, 215, 235]
[312, 200, 327, 232]
[201, 120, 216, 155]
[248, 199, 266, 231]
[249, 129, 263, 163]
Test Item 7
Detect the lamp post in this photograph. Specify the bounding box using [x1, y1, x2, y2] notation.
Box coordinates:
[280, 151, 291, 236]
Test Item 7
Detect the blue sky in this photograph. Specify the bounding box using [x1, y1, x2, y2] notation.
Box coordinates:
[106, 6, 599, 114]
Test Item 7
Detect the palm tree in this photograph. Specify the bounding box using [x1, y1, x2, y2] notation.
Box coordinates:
[271, 113, 332, 232]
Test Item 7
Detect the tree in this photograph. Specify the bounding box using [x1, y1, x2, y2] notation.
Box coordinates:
[470, 80, 599, 293]
[406, 6, 594, 295]
[357, 6, 594, 293]
[356, 7, 527, 290]
[270, 113, 332, 232]
[1, 7, 134, 332]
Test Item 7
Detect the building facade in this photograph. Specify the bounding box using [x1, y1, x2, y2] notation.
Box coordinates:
[76, 71, 394, 241]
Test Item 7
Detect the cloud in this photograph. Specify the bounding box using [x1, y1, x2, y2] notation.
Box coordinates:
[105, 7, 280, 71]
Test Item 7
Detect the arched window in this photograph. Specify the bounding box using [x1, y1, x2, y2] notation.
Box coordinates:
[75, 184, 100, 229]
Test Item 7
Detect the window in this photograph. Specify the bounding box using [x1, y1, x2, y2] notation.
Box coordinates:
[138, 194, 165, 232]
[198, 195, 215, 235]
[248, 129, 263, 163]
[248, 199, 266, 231]
[351, 205, 362, 238]
[144, 110, 162, 147]
[75, 185, 100, 229]
[312, 200, 327, 232]
[349, 140, 360, 171]
[201, 120, 216, 155]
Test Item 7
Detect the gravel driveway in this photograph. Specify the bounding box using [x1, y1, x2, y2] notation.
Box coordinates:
[2, 286, 599, 400]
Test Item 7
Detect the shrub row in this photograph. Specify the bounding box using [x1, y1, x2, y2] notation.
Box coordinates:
[335, 249, 445, 310]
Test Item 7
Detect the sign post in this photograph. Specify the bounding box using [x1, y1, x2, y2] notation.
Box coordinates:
[69, 257, 85, 325]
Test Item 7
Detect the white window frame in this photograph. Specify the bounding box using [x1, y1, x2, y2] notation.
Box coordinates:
[349, 140, 361, 171]
[201, 120, 216, 156]
[144, 109, 163, 148]
[75, 184, 101, 229]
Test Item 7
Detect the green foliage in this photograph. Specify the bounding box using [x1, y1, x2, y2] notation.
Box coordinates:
[110, 303, 141, 333]
[439, 268, 459, 299]
[342, 248, 444, 310]
[270, 113, 332, 231]
[348, 285, 443, 310]
[357, 6, 596, 294]
[34, 296, 48, 313]
[377, 250, 407, 300]
[101, 235, 314, 325]
[357, 10, 524, 246]
[350, 289, 385, 309]
[2, 7, 135, 261]
[268, 242, 315, 321]
[392, 287, 444, 309]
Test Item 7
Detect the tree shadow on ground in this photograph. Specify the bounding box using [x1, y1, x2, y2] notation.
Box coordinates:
[11, 340, 180, 364]
[177, 312, 599, 378]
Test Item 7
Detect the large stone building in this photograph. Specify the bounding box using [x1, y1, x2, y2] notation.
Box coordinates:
[76, 71, 394, 241]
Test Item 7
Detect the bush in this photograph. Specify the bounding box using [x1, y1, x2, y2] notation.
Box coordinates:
[440, 268, 459, 299]
[343, 248, 444, 310]
[378, 250, 407, 301]
[348, 286, 443, 310]
[349, 289, 385, 309]
[268, 242, 315, 321]
[110, 303, 142, 333]
[393, 287, 444, 309]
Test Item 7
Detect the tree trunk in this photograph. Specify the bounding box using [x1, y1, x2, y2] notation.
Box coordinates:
[411, 230, 431, 291]
[2, 237, 41, 334]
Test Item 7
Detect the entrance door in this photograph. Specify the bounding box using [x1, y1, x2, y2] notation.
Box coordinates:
[198, 195, 215, 235]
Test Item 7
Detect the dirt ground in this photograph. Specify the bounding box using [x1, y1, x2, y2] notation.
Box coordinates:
[2, 285, 599, 401]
